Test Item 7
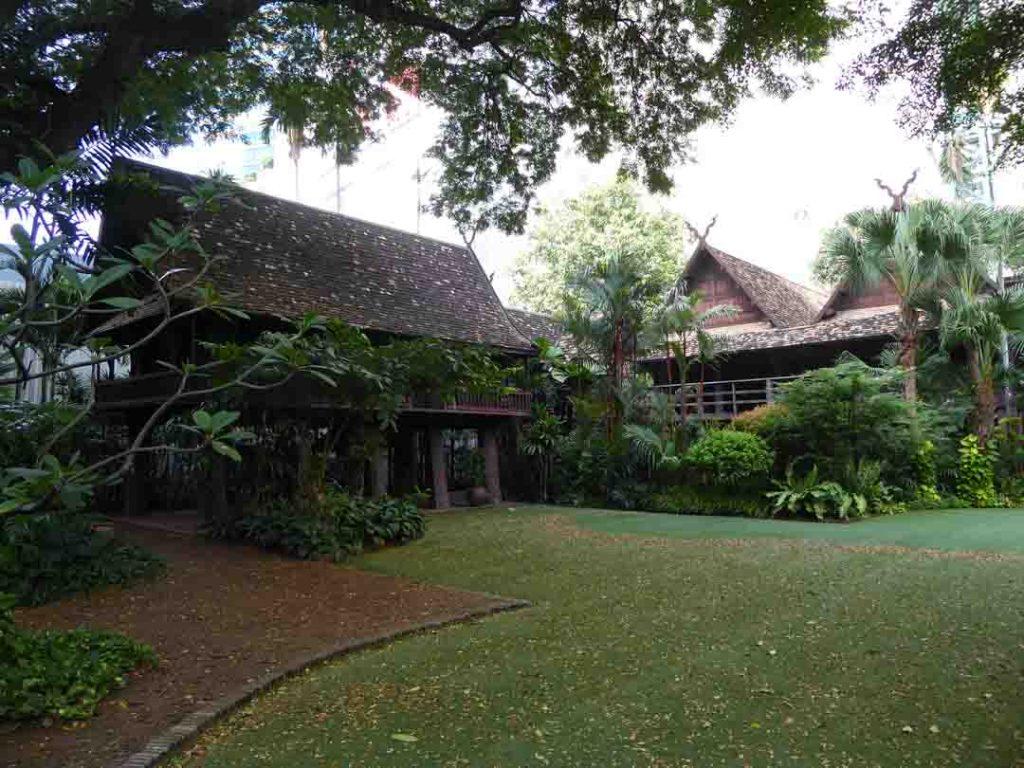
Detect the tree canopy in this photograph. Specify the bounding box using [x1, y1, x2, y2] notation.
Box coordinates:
[1, 0, 848, 233]
[848, 0, 1024, 166]
[511, 179, 685, 316]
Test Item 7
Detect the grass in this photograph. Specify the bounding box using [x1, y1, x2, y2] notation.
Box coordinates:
[172, 507, 1024, 767]
[576, 507, 1024, 553]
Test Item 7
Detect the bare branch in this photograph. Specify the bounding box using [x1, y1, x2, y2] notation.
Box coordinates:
[874, 169, 919, 211]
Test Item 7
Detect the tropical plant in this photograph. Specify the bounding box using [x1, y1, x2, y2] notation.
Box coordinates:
[0, 513, 165, 606]
[625, 424, 684, 472]
[938, 269, 1024, 443]
[520, 405, 564, 502]
[816, 199, 974, 400]
[956, 434, 998, 507]
[646, 289, 738, 438]
[563, 255, 663, 432]
[0, 593, 157, 720]
[766, 465, 868, 521]
[766, 359, 929, 493]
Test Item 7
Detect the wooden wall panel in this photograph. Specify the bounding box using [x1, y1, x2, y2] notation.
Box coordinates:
[686, 259, 765, 327]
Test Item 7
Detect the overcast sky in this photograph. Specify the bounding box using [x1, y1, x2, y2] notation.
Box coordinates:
[143, 26, 1024, 306]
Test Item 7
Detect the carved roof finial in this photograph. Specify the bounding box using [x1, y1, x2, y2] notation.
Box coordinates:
[874, 169, 918, 212]
[685, 215, 718, 245]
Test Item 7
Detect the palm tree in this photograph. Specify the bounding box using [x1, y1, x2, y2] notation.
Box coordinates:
[939, 267, 1024, 443]
[818, 200, 973, 401]
[646, 289, 736, 437]
[563, 255, 661, 434]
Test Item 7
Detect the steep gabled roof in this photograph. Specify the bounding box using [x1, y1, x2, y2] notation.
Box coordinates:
[682, 244, 824, 328]
[102, 160, 533, 352]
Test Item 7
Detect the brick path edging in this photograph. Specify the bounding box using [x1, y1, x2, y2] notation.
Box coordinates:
[116, 596, 530, 768]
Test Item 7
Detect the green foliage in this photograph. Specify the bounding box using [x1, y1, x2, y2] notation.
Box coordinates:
[625, 424, 684, 472]
[644, 485, 768, 517]
[210, 490, 425, 561]
[849, 1, 1024, 167]
[763, 360, 931, 493]
[685, 430, 773, 487]
[766, 465, 868, 521]
[956, 435, 998, 508]
[512, 180, 686, 315]
[913, 440, 943, 506]
[0, 593, 156, 720]
[0, 514, 165, 606]
[3, 3, 849, 233]
[520, 405, 564, 502]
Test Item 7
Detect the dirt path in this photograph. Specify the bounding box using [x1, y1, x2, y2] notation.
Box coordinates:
[3, 526, 510, 768]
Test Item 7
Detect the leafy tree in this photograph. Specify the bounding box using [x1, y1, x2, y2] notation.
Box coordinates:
[848, 1, 1024, 165]
[1, 1, 849, 234]
[512, 179, 686, 314]
[816, 199, 975, 401]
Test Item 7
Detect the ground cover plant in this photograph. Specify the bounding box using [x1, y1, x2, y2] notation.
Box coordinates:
[0, 593, 156, 721]
[208, 490, 425, 561]
[0, 513, 165, 606]
[168, 506, 1024, 767]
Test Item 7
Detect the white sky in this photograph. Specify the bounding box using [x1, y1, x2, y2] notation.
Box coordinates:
[131, 31, 1024, 305]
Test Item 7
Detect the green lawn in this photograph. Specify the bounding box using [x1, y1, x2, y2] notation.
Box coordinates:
[173, 507, 1024, 767]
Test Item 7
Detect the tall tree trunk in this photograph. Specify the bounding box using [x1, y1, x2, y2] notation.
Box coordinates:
[609, 318, 624, 436]
[969, 347, 997, 445]
[899, 305, 918, 402]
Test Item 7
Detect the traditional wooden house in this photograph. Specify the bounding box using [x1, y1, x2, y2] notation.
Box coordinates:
[94, 160, 538, 513]
[643, 242, 907, 417]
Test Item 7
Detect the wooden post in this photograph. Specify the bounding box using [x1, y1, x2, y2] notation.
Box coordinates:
[371, 442, 389, 499]
[480, 424, 502, 504]
[393, 425, 419, 495]
[428, 426, 450, 509]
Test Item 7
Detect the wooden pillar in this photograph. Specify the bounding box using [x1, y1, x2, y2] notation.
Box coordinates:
[428, 426, 450, 509]
[123, 410, 150, 516]
[393, 425, 419, 495]
[480, 424, 502, 504]
[371, 442, 389, 499]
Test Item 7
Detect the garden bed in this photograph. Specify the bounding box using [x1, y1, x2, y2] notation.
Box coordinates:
[2, 524, 515, 768]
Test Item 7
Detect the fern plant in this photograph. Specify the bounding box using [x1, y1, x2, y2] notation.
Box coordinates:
[625, 424, 683, 471]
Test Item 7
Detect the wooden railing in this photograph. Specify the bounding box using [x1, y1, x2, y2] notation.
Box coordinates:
[653, 374, 799, 420]
[94, 372, 532, 416]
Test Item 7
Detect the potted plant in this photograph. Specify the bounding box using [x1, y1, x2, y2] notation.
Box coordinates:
[465, 450, 490, 506]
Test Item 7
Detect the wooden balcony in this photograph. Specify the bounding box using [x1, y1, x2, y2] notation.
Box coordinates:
[653, 374, 799, 420]
[93, 371, 532, 417]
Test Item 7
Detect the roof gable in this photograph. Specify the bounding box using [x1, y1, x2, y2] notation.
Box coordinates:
[680, 244, 823, 328]
[103, 160, 533, 352]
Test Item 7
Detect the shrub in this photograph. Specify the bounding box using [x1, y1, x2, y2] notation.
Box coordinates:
[0, 514, 165, 606]
[685, 430, 773, 487]
[767, 360, 934, 493]
[912, 440, 942, 506]
[645, 484, 768, 517]
[731, 403, 789, 438]
[766, 465, 868, 521]
[210, 489, 425, 561]
[0, 593, 156, 720]
[956, 435, 998, 507]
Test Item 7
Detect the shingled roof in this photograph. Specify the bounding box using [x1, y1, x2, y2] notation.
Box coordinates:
[683, 244, 824, 328]
[506, 308, 564, 344]
[102, 160, 533, 352]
